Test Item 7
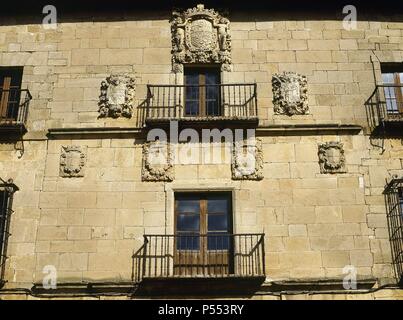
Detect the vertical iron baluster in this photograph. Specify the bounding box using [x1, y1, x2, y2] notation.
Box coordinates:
[258, 235, 261, 275]
[167, 236, 170, 277]
[221, 236, 225, 276]
[160, 235, 164, 276]
[238, 85, 241, 118]
[227, 85, 230, 117]
[168, 86, 171, 119]
[179, 235, 182, 276]
[251, 235, 254, 275]
[185, 234, 188, 276]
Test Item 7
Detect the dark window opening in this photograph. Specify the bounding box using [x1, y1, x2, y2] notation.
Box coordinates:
[381, 63, 403, 115]
[175, 192, 232, 250]
[184, 66, 221, 117]
[0, 67, 23, 122]
[384, 178, 403, 285]
[0, 179, 17, 287]
[174, 192, 234, 276]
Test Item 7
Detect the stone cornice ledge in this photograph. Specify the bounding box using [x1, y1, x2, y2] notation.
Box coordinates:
[260, 277, 377, 293]
[47, 124, 362, 139]
[48, 127, 143, 138]
[257, 124, 362, 135]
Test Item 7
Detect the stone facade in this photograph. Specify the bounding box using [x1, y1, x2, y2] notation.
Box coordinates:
[0, 3, 402, 300]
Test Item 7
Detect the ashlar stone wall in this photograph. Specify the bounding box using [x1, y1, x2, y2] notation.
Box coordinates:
[0, 8, 402, 295]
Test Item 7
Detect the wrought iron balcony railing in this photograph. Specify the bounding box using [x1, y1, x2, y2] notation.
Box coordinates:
[0, 88, 32, 131]
[132, 233, 265, 282]
[384, 177, 403, 285]
[145, 83, 258, 124]
[365, 84, 403, 133]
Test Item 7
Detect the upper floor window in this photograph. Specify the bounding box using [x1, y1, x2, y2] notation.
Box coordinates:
[381, 64, 403, 115]
[0, 67, 31, 133]
[0, 67, 23, 122]
[184, 66, 221, 117]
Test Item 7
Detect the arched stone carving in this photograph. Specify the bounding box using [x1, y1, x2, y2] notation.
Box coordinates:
[142, 140, 174, 182]
[318, 142, 346, 174]
[171, 4, 232, 73]
[231, 138, 263, 180]
[98, 74, 135, 118]
[272, 72, 308, 116]
[60, 146, 87, 178]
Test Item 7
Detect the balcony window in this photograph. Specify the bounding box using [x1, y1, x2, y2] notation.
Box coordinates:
[381, 64, 403, 116]
[0, 67, 31, 133]
[145, 67, 258, 126]
[0, 67, 23, 121]
[132, 192, 265, 284]
[184, 67, 221, 117]
[365, 64, 403, 134]
[174, 192, 233, 275]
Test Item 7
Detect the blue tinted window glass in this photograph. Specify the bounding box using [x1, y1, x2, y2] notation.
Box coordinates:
[177, 234, 200, 250]
[207, 199, 228, 213]
[177, 213, 200, 232]
[208, 214, 228, 231]
[207, 233, 230, 250]
[177, 200, 200, 213]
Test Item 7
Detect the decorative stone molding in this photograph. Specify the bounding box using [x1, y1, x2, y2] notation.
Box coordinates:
[142, 140, 174, 182]
[318, 142, 346, 174]
[231, 138, 263, 180]
[98, 74, 135, 118]
[171, 4, 231, 73]
[272, 72, 309, 115]
[60, 146, 87, 178]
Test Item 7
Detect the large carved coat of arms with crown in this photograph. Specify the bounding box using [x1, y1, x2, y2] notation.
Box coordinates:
[171, 4, 232, 73]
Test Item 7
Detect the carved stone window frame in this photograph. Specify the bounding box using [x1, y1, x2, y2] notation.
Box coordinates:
[98, 74, 136, 119]
[318, 141, 346, 174]
[272, 71, 309, 116]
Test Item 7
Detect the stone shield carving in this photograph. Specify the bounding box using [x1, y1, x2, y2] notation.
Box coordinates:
[60, 146, 87, 177]
[272, 72, 308, 115]
[231, 138, 263, 180]
[98, 74, 135, 118]
[142, 141, 174, 182]
[171, 4, 231, 73]
[318, 142, 346, 174]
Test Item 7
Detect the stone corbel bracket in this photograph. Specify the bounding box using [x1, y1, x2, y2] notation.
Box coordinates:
[231, 138, 263, 180]
[98, 74, 136, 119]
[142, 141, 174, 182]
[318, 141, 346, 174]
[60, 145, 87, 178]
[272, 71, 309, 116]
[171, 4, 232, 73]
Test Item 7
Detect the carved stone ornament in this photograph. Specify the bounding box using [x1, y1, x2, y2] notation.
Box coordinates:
[142, 140, 174, 182]
[60, 146, 87, 178]
[272, 72, 309, 115]
[98, 74, 136, 118]
[231, 138, 263, 180]
[318, 142, 346, 174]
[171, 4, 232, 73]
